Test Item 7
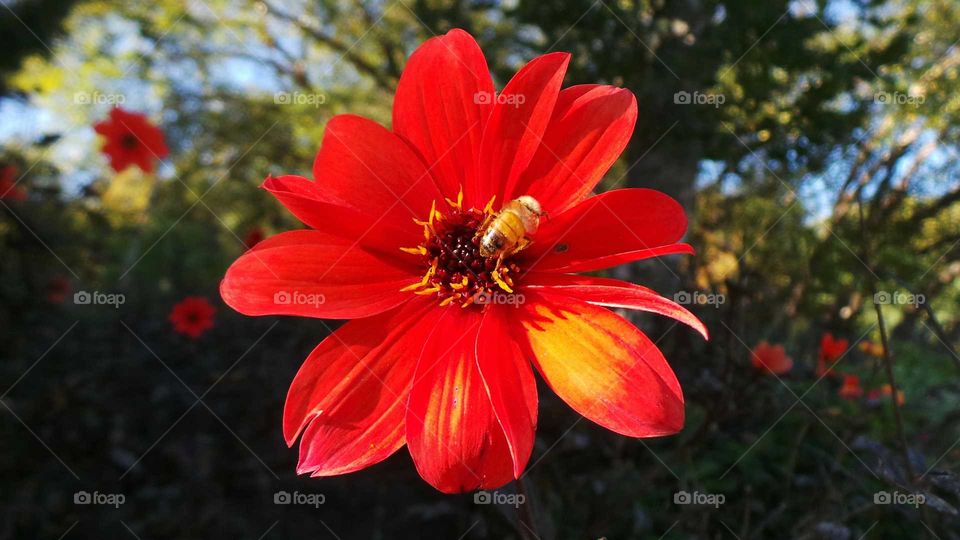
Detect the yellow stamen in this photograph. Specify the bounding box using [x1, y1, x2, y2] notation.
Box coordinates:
[414, 286, 441, 296]
[439, 295, 457, 307]
[400, 246, 426, 255]
[483, 195, 497, 214]
[491, 269, 514, 293]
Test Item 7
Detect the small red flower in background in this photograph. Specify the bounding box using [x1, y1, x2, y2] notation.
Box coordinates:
[817, 332, 849, 377]
[0, 165, 28, 201]
[838, 375, 863, 400]
[169, 296, 215, 339]
[868, 383, 905, 405]
[94, 107, 169, 173]
[243, 226, 265, 250]
[221, 29, 707, 493]
[45, 276, 71, 303]
[751, 341, 793, 375]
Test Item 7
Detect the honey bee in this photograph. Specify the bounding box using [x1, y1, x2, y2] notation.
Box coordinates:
[478, 195, 544, 259]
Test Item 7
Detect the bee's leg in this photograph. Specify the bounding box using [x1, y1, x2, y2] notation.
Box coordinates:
[506, 237, 532, 258]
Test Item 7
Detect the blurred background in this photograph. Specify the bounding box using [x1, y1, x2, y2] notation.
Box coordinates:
[1, 0, 959, 538]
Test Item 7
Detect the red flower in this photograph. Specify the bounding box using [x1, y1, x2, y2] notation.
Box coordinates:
[46, 276, 71, 304]
[750, 341, 793, 375]
[93, 107, 169, 173]
[816, 332, 849, 377]
[221, 29, 707, 493]
[243, 227, 265, 250]
[169, 296, 216, 339]
[838, 375, 863, 400]
[0, 165, 27, 201]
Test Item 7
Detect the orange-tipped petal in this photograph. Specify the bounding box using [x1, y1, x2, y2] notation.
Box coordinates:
[524, 272, 708, 340]
[514, 291, 685, 438]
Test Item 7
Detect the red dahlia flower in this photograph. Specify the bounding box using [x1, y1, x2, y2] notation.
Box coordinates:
[0, 165, 28, 201]
[838, 374, 863, 400]
[169, 296, 216, 339]
[221, 29, 707, 493]
[750, 341, 793, 375]
[816, 332, 849, 377]
[93, 107, 169, 173]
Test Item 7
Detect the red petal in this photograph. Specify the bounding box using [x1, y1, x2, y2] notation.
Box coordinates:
[473, 52, 570, 207]
[220, 230, 417, 319]
[513, 85, 637, 213]
[524, 273, 708, 340]
[475, 308, 537, 478]
[393, 29, 495, 201]
[513, 291, 684, 437]
[262, 175, 420, 253]
[312, 114, 442, 225]
[521, 188, 689, 273]
[288, 299, 436, 476]
[405, 308, 514, 493]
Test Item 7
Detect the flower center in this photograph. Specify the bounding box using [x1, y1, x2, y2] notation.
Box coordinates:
[120, 133, 138, 149]
[400, 192, 522, 308]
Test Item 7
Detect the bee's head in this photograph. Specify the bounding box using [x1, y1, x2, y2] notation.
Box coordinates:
[515, 195, 543, 217]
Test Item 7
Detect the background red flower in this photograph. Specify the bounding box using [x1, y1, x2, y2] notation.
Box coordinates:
[169, 296, 215, 338]
[94, 107, 169, 173]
